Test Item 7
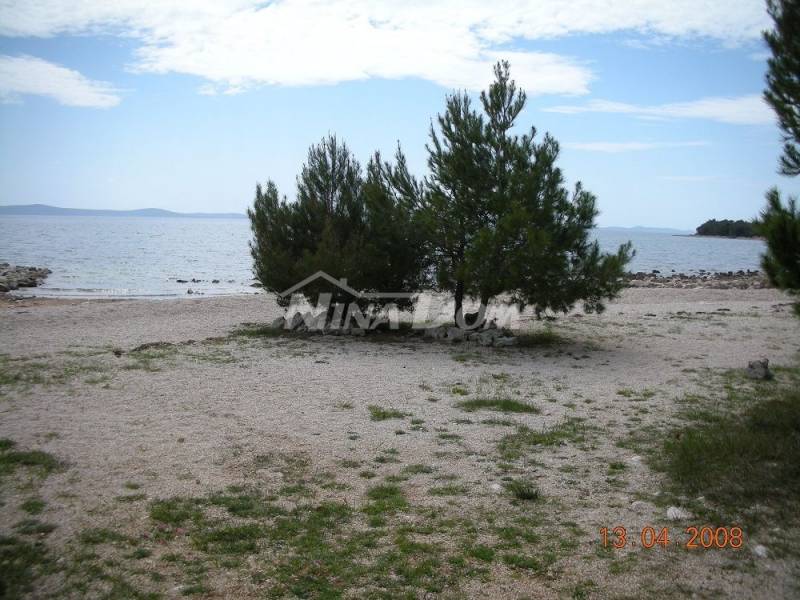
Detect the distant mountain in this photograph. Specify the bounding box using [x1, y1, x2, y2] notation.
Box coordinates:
[597, 225, 692, 235]
[0, 204, 247, 219]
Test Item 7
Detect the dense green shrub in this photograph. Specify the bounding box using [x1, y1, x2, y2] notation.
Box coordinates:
[248, 136, 427, 310]
[695, 219, 757, 238]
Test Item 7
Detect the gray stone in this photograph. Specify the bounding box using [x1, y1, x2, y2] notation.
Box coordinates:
[745, 358, 772, 380]
[270, 316, 285, 329]
[446, 327, 467, 342]
[630, 500, 651, 514]
[351, 328, 366, 336]
[494, 336, 517, 347]
[424, 325, 448, 340]
[476, 331, 497, 346]
[752, 544, 768, 558]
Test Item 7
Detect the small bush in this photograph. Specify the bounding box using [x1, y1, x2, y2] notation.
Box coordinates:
[368, 405, 406, 421]
[505, 479, 540, 501]
[456, 398, 539, 414]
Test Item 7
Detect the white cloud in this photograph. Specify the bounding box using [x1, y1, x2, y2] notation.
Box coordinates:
[0, 1, 769, 94]
[564, 140, 710, 153]
[0, 54, 120, 107]
[545, 95, 774, 125]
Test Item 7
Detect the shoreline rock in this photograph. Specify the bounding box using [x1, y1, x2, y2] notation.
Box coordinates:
[624, 270, 769, 290]
[0, 263, 51, 293]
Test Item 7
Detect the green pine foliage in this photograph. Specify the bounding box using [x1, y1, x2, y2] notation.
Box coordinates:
[758, 189, 800, 315]
[421, 61, 633, 321]
[764, 0, 800, 176]
[249, 62, 633, 324]
[760, 0, 800, 317]
[248, 136, 427, 309]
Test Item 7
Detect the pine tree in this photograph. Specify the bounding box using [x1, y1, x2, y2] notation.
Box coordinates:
[760, 0, 800, 315]
[248, 135, 426, 313]
[759, 189, 800, 315]
[764, 0, 800, 176]
[422, 61, 633, 324]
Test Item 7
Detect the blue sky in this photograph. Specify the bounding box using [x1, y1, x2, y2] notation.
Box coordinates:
[1, 0, 799, 229]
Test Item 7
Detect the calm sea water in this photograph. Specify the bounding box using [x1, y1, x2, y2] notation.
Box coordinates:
[0, 216, 767, 298]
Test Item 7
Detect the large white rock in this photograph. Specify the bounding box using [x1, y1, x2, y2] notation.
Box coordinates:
[666, 506, 692, 521]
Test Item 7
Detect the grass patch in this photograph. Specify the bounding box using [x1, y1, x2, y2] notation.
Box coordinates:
[0, 442, 62, 478]
[607, 461, 627, 475]
[192, 523, 265, 555]
[456, 398, 539, 414]
[20, 497, 46, 515]
[368, 405, 407, 421]
[401, 464, 434, 476]
[655, 383, 800, 527]
[505, 479, 540, 501]
[207, 490, 281, 519]
[149, 497, 205, 526]
[428, 484, 467, 497]
[364, 484, 408, 517]
[79, 528, 132, 545]
[0, 535, 54, 598]
[14, 519, 57, 536]
[467, 544, 495, 562]
[497, 418, 588, 461]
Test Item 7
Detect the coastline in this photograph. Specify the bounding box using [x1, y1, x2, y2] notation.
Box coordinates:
[675, 234, 765, 241]
[0, 265, 775, 303]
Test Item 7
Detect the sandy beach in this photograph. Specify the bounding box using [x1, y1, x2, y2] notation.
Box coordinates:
[1, 287, 799, 598]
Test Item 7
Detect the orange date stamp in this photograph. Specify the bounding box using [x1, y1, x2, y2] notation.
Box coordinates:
[600, 526, 744, 549]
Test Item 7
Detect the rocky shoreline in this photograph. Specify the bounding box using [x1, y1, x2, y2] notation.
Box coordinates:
[624, 269, 770, 289]
[0, 264, 773, 297]
[0, 263, 51, 293]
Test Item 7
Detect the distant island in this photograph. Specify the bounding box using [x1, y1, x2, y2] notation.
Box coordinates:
[0, 204, 246, 219]
[695, 219, 758, 238]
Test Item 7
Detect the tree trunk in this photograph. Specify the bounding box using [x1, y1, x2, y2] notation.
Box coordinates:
[453, 279, 464, 326]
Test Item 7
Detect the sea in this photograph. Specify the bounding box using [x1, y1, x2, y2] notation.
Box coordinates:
[0, 215, 767, 298]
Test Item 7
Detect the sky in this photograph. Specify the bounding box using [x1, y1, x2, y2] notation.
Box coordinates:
[1, 0, 799, 230]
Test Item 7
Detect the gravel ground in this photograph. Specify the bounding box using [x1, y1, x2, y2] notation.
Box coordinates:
[1, 288, 798, 598]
